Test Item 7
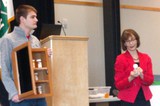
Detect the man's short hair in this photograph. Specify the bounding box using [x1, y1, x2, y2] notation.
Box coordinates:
[15, 5, 37, 25]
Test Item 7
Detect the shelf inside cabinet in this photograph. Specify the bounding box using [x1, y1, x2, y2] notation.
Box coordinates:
[36, 82, 50, 94]
[34, 69, 49, 81]
[33, 67, 48, 70]
[35, 80, 49, 83]
[32, 48, 48, 68]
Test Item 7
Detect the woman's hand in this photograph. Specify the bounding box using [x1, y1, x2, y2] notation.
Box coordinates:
[130, 69, 140, 77]
[137, 67, 144, 79]
[128, 67, 144, 82]
[128, 70, 138, 82]
[128, 68, 140, 82]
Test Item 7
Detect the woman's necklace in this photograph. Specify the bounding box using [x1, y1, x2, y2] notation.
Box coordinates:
[133, 57, 139, 60]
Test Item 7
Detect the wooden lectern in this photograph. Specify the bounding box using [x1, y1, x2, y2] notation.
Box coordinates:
[41, 36, 89, 106]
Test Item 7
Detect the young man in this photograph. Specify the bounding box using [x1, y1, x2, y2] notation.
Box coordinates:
[0, 5, 47, 106]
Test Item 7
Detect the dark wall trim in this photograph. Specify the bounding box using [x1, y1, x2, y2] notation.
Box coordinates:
[103, 0, 121, 97]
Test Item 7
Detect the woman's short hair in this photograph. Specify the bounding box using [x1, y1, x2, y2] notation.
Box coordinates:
[15, 5, 37, 25]
[121, 29, 140, 51]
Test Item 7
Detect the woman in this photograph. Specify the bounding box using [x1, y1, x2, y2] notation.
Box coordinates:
[114, 29, 154, 106]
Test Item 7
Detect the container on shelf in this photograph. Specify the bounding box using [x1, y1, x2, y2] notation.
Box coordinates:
[34, 72, 39, 81]
[36, 59, 42, 68]
[32, 59, 36, 68]
[37, 85, 43, 94]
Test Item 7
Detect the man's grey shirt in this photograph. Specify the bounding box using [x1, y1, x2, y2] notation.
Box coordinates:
[0, 26, 41, 100]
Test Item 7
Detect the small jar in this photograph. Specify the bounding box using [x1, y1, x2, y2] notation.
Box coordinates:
[34, 72, 39, 81]
[36, 59, 42, 68]
[32, 59, 36, 68]
[37, 85, 43, 94]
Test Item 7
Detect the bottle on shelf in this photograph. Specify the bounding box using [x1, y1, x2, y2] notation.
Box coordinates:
[34, 72, 39, 81]
[37, 85, 43, 94]
[32, 59, 36, 68]
[36, 59, 42, 68]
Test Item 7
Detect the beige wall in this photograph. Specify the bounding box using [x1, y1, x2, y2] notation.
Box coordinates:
[54, 0, 105, 86]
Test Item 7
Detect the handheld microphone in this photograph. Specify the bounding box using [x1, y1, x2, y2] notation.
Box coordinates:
[133, 64, 138, 74]
[133, 64, 138, 69]
[57, 21, 66, 36]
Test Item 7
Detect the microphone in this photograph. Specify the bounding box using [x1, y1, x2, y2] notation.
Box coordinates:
[133, 64, 138, 74]
[133, 64, 138, 69]
[57, 21, 66, 36]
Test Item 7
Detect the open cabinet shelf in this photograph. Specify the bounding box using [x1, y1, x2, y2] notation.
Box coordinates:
[11, 42, 52, 100]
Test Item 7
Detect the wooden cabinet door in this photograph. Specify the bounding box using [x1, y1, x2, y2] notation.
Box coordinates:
[12, 42, 36, 99]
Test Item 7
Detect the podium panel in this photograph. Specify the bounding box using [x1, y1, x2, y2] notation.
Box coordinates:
[41, 36, 89, 106]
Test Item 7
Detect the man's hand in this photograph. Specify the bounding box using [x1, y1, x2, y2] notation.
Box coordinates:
[43, 47, 52, 56]
[12, 94, 22, 103]
[47, 48, 53, 56]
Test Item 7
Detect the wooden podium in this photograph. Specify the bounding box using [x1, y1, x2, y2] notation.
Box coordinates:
[41, 36, 89, 106]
